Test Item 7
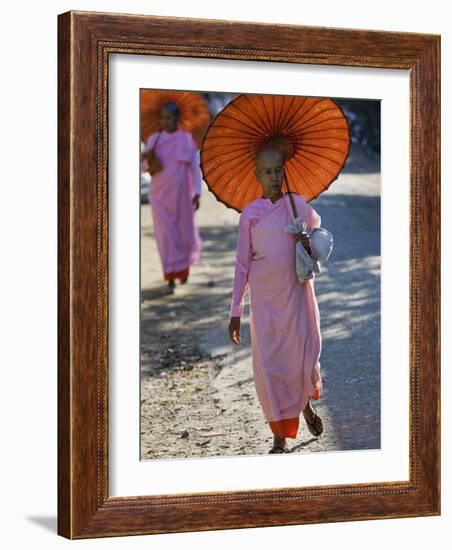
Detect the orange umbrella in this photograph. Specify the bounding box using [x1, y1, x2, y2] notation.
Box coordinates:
[140, 90, 211, 149]
[200, 94, 351, 212]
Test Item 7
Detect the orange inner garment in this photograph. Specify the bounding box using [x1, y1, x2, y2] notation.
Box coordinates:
[269, 389, 320, 439]
[164, 268, 189, 281]
[269, 417, 300, 439]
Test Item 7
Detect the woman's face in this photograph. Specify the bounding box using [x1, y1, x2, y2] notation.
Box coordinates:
[160, 107, 179, 132]
[255, 149, 284, 200]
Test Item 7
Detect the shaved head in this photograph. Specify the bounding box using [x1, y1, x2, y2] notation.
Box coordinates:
[255, 146, 284, 169]
[161, 101, 181, 119]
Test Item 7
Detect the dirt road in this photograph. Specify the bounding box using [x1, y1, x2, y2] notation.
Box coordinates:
[140, 148, 380, 459]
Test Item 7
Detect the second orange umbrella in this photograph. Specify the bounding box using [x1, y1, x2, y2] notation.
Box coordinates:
[140, 90, 210, 149]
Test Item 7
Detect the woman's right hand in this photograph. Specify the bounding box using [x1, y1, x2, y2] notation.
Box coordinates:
[228, 317, 241, 345]
[296, 231, 312, 254]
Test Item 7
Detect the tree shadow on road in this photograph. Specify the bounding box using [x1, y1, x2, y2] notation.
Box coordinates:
[311, 191, 381, 451]
[140, 225, 241, 376]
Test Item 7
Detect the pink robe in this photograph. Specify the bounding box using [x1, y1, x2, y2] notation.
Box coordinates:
[143, 129, 202, 277]
[230, 193, 323, 428]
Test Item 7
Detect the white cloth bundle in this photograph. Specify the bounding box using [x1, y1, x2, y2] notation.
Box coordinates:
[310, 227, 334, 263]
[285, 218, 333, 283]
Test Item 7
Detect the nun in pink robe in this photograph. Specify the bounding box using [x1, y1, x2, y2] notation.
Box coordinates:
[230, 191, 323, 442]
[143, 127, 202, 284]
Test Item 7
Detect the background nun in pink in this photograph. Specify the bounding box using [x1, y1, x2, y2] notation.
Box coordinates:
[142, 102, 202, 294]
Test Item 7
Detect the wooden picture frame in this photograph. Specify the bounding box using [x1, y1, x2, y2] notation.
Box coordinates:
[58, 10, 440, 539]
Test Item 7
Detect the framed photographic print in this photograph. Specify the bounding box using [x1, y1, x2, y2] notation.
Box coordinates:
[58, 10, 440, 539]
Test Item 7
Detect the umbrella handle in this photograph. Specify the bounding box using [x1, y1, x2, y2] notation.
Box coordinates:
[283, 172, 298, 219]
